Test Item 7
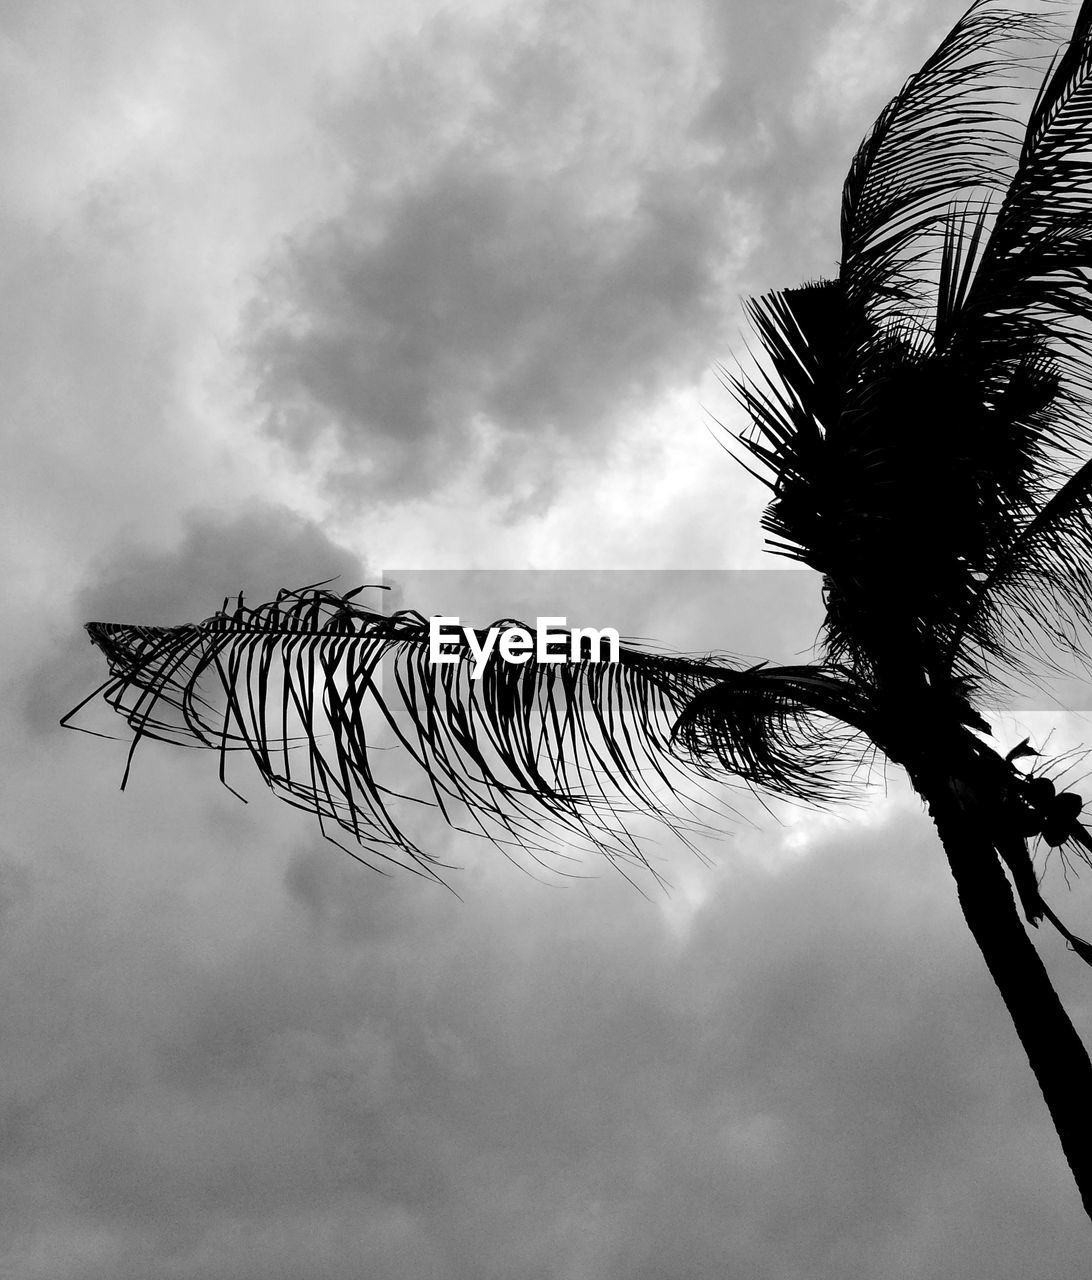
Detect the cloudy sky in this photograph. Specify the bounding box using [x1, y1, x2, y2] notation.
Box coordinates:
[5, 0, 1092, 1274]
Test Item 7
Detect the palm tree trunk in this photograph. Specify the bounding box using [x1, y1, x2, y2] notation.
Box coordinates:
[921, 770, 1092, 1221]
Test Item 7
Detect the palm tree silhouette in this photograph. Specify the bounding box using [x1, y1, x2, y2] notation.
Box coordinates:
[66, 0, 1092, 1219]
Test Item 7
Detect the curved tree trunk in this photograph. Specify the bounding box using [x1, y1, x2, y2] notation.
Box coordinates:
[920, 769, 1092, 1221]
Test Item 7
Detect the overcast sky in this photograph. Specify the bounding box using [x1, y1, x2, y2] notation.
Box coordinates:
[5, 0, 1092, 1274]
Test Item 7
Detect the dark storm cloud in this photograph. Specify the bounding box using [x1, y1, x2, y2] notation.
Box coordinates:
[252, 165, 722, 496]
[244, 0, 734, 505]
[78, 503, 367, 625]
[23, 503, 366, 738]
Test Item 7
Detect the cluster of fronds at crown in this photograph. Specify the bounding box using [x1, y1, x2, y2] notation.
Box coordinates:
[730, 0, 1092, 698]
[64, 585, 872, 879]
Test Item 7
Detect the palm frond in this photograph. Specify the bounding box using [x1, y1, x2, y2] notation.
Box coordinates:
[64, 586, 871, 880]
[840, 0, 1044, 323]
[670, 663, 875, 803]
[937, 1, 1092, 682]
[965, 0, 1092, 335]
[934, 200, 993, 352]
[945, 451, 1092, 683]
[725, 281, 848, 567]
[952, 0, 1092, 415]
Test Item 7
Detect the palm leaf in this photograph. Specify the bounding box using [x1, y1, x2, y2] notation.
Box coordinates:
[946, 452, 1092, 684]
[64, 585, 871, 880]
[965, 0, 1092, 332]
[725, 281, 850, 568]
[840, 0, 1043, 324]
[670, 663, 875, 799]
[938, 0, 1092, 682]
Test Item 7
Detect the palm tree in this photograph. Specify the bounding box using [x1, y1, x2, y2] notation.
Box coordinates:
[66, 0, 1092, 1219]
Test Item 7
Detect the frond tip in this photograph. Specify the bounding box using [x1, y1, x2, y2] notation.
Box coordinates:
[63, 585, 869, 880]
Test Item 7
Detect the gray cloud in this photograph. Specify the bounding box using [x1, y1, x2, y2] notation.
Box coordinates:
[4, 787, 1090, 1278]
[695, 0, 973, 295]
[245, 0, 736, 507]
[0, 220, 196, 569]
[24, 503, 367, 740]
[78, 503, 368, 625]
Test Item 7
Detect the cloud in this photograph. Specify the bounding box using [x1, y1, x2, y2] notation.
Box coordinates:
[4, 783, 1090, 1278]
[22, 502, 367, 740]
[78, 503, 368, 625]
[244, 0, 738, 506]
[694, 0, 968, 296]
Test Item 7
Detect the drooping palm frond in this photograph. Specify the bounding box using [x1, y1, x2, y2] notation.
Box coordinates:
[64, 585, 872, 880]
